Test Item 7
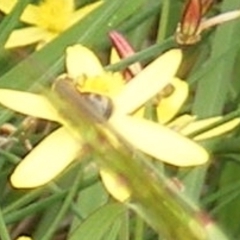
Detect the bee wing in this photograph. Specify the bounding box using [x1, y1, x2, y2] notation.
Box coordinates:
[11, 127, 82, 188]
[109, 115, 209, 167]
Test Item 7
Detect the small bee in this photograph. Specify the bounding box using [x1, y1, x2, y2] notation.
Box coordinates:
[53, 76, 114, 121]
[80, 92, 113, 120]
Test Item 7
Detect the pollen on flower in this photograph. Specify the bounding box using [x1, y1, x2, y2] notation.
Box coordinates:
[37, 0, 74, 32]
[77, 72, 125, 98]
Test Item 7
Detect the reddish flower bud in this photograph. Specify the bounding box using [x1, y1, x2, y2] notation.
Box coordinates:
[200, 0, 214, 15]
[176, 0, 240, 45]
[176, 0, 203, 45]
[109, 31, 142, 80]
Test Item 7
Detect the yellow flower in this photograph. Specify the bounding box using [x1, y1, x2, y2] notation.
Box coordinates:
[153, 70, 240, 141]
[0, 0, 102, 49]
[0, 45, 209, 188]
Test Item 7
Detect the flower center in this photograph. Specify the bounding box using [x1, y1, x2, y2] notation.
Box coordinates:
[76, 72, 125, 98]
[37, 0, 74, 32]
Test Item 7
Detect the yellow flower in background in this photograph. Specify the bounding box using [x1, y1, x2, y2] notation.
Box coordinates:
[179, 115, 240, 141]
[154, 84, 240, 141]
[148, 63, 240, 142]
[16, 236, 32, 240]
[0, 45, 209, 189]
[0, 0, 102, 49]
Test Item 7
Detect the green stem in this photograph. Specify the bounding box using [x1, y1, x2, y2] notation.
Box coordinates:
[105, 37, 176, 72]
[4, 193, 65, 224]
[40, 170, 83, 240]
[48, 183, 84, 221]
[202, 178, 240, 206]
[157, 0, 171, 42]
[134, 216, 145, 240]
[119, 209, 129, 240]
[0, 208, 11, 240]
[3, 188, 43, 214]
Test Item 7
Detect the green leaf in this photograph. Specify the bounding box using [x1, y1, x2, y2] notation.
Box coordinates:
[75, 182, 108, 219]
[0, 208, 10, 240]
[192, 0, 240, 117]
[214, 160, 240, 239]
[69, 203, 125, 240]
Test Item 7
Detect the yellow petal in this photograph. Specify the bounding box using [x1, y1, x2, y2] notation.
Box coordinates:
[69, 1, 103, 26]
[5, 27, 48, 48]
[11, 127, 81, 188]
[100, 168, 131, 202]
[181, 117, 240, 141]
[66, 44, 104, 79]
[181, 117, 222, 136]
[113, 49, 182, 114]
[0, 89, 60, 121]
[0, 0, 16, 14]
[109, 114, 209, 166]
[20, 4, 40, 25]
[0, 1, 40, 25]
[16, 237, 32, 240]
[167, 114, 196, 131]
[110, 48, 121, 64]
[157, 78, 189, 124]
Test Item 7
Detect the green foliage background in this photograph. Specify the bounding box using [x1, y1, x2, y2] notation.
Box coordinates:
[1, 0, 240, 239]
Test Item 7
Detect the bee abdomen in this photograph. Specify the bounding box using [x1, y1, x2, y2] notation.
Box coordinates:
[81, 93, 113, 120]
